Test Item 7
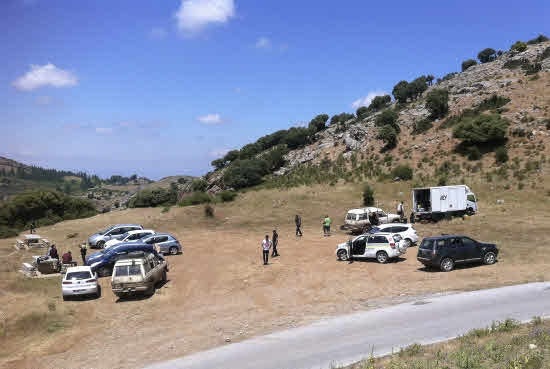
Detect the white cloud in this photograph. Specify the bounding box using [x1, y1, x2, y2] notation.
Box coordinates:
[95, 127, 113, 135]
[175, 0, 235, 34]
[149, 27, 167, 39]
[197, 113, 223, 125]
[351, 91, 387, 109]
[255, 37, 271, 49]
[13, 63, 78, 91]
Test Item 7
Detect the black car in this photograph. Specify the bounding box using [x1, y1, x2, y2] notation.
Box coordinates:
[417, 235, 498, 272]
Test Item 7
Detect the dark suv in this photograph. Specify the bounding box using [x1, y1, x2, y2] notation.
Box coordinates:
[417, 235, 498, 272]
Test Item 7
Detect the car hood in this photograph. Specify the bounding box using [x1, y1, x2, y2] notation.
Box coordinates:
[88, 233, 102, 242]
[86, 251, 106, 262]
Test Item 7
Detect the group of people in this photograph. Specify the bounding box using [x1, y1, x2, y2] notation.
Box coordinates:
[43, 242, 88, 265]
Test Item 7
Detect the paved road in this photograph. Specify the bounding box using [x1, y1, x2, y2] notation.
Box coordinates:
[145, 282, 550, 369]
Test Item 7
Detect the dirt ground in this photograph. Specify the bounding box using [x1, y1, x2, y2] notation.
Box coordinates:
[1, 179, 550, 369]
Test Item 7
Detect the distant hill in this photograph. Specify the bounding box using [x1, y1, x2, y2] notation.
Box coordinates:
[206, 37, 550, 190]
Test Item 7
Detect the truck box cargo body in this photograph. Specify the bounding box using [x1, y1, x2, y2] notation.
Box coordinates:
[412, 185, 477, 220]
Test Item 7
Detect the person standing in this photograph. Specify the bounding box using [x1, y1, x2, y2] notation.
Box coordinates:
[30, 220, 36, 234]
[271, 229, 279, 257]
[295, 214, 303, 237]
[397, 201, 405, 222]
[409, 211, 415, 224]
[323, 215, 332, 236]
[80, 243, 87, 265]
[261, 235, 272, 265]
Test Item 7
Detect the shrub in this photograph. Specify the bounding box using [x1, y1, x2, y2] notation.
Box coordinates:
[477, 95, 510, 111]
[477, 48, 497, 63]
[461, 59, 477, 71]
[510, 41, 527, 53]
[503, 57, 529, 70]
[375, 109, 399, 129]
[356, 106, 369, 120]
[307, 114, 329, 132]
[283, 127, 311, 149]
[495, 146, 509, 164]
[377, 125, 398, 150]
[526, 34, 549, 45]
[426, 89, 449, 119]
[223, 159, 268, 189]
[368, 94, 392, 112]
[191, 178, 208, 192]
[128, 187, 177, 208]
[467, 147, 482, 161]
[522, 62, 542, 75]
[541, 47, 550, 60]
[329, 113, 355, 126]
[362, 184, 375, 206]
[204, 204, 214, 218]
[391, 165, 413, 180]
[218, 190, 237, 202]
[392, 80, 410, 103]
[412, 119, 433, 134]
[179, 191, 212, 206]
[453, 114, 509, 144]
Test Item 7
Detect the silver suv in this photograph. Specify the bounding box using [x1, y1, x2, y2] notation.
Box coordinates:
[88, 224, 143, 249]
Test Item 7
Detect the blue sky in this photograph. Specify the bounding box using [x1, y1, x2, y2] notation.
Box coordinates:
[1, 0, 549, 179]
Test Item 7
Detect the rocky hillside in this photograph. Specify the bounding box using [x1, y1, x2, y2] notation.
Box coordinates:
[207, 39, 550, 190]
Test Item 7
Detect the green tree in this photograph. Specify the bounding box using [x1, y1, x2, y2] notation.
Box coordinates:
[392, 80, 409, 103]
[330, 113, 355, 126]
[308, 114, 329, 132]
[283, 127, 310, 149]
[453, 114, 509, 144]
[425, 75, 435, 86]
[368, 95, 391, 112]
[356, 106, 369, 119]
[461, 59, 478, 71]
[477, 48, 497, 63]
[425, 89, 449, 119]
[407, 76, 428, 100]
[495, 146, 509, 164]
[375, 109, 400, 133]
[391, 165, 413, 180]
[362, 184, 375, 206]
[222, 159, 268, 189]
[510, 41, 527, 53]
[526, 34, 549, 45]
[377, 125, 398, 150]
[191, 178, 208, 192]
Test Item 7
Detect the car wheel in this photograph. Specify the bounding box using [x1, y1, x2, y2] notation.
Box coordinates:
[161, 269, 167, 282]
[376, 251, 389, 264]
[95, 285, 102, 298]
[483, 252, 496, 265]
[97, 266, 111, 277]
[337, 249, 348, 261]
[97, 240, 105, 249]
[466, 208, 475, 216]
[169, 246, 178, 255]
[440, 258, 454, 272]
[62, 295, 68, 301]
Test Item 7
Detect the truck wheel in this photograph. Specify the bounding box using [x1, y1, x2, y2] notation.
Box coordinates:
[466, 208, 475, 216]
[440, 258, 454, 272]
[337, 249, 349, 261]
[376, 251, 389, 264]
[483, 252, 496, 265]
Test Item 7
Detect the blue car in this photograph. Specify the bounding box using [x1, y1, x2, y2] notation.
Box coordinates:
[86, 243, 160, 277]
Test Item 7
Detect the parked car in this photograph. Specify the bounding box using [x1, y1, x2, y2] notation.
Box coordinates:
[336, 232, 407, 263]
[416, 235, 498, 272]
[368, 223, 419, 247]
[111, 252, 168, 298]
[341, 207, 402, 234]
[62, 266, 100, 300]
[104, 229, 156, 249]
[86, 243, 159, 277]
[140, 233, 182, 255]
[88, 224, 143, 249]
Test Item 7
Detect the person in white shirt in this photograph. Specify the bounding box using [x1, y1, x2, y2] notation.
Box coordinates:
[261, 235, 272, 265]
[397, 201, 405, 221]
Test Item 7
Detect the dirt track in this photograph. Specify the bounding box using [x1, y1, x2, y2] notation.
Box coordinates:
[1, 182, 550, 369]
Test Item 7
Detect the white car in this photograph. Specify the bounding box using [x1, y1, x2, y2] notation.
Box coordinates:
[368, 223, 418, 247]
[104, 229, 156, 249]
[62, 266, 100, 300]
[336, 232, 408, 263]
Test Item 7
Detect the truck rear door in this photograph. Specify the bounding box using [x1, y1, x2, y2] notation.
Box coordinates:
[431, 188, 442, 212]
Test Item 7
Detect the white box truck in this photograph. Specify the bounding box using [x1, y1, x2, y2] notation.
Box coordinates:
[412, 185, 478, 221]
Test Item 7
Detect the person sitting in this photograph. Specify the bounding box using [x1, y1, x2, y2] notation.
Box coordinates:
[61, 250, 72, 264]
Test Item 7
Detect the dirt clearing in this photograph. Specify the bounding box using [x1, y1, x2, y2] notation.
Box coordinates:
[1, 179, 550, 369]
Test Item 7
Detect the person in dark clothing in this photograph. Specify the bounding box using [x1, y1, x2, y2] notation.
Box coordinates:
[409, 211, 415, 224]
[295, 215, 303, 236]
[371, 212, 379, 226]
[80, 243, 87, 265]
[271, 229, 279, 257]
[49, 244, 59, 259]
[30, 220, 36, 234]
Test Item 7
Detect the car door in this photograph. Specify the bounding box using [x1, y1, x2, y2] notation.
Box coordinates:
[351, 236, 367, 257]
[377, 211, 388, 224]
[154, 236, 170, 253]
[447, 237, 466, 262]
[366, 235, 388, 257]
[461, 237, 481, 261]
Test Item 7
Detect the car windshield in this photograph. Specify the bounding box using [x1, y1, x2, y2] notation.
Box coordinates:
[118, 232, 131, 240]
[98, 225, 115, 235]
[420, 239, 435, 250]
[368, 227, 381, 234]
[114, 264, 142, 277]
[65, 271, 92, 280]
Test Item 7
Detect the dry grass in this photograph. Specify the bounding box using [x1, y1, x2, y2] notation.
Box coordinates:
[1, 177, 550, 368]
[345, 318, 549, 369]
